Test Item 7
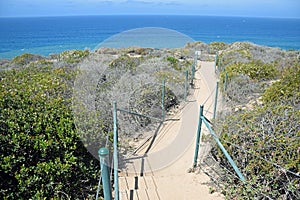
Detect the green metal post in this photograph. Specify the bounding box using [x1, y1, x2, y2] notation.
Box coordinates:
[201, 117, 246, 182]
[213, 81, 219, 119]
[191, 64, 195, 86]
[98, 148, 112, 200]
[219, 58, 222, 71]
[191, 52, 197, 86]
[224, 72, 228, 91]
[184, 70, 188, 101]
[192, 52, 197, 79]
[193, 105, 204, 168]
[214, 56, 216, 71]
[162, 79, 165, 121]
[214, 52, 219, 72]
[113, 101, 119, 200]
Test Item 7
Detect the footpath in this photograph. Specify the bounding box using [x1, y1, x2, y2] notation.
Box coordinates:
[118, 61, 224, 200]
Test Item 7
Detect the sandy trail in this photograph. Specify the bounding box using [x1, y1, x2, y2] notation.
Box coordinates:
[118, 61, 223, 200]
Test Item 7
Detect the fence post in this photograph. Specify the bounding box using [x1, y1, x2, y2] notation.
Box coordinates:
[214, 52, 219, 72]
[192, 52, 197, 80]
[224, 72, 228, 91]
[201, 117, 246, 182]
[113, 101, 119, 200]
[184, 70, 188, 101]
[213, 81, 219, 119]
[193, 105, 204, 168]
[161, 79, 165, 121]
[98, 148, 112, 200]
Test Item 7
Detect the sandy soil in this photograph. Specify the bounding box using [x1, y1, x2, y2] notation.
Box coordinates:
[118, 61, 224, 200]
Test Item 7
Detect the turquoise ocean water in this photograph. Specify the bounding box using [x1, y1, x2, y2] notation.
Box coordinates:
[0, 15, 299, 59]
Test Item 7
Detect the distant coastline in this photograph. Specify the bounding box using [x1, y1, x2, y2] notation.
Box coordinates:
[1, 15, 299, 59]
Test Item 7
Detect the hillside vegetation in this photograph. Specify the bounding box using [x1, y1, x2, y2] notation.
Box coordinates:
[0, 42, 299, 199]
[0, 62, 100, 199]
[0, 46, 196, 199]
[209, 42, 300, 199]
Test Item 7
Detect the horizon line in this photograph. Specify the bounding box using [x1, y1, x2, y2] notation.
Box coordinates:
[1, 14, 300, 20]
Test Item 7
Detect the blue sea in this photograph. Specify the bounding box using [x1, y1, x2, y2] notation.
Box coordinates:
[0, 15, 299, 59]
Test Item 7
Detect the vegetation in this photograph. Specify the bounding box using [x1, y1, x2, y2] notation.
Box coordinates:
[1, 41, 299, 199]
[262, 64, 300, 104]
[0, 64, 99, 199]
[220, 60, 278, 82]
[109, 54, 142, 71]
[59, 50, 90, 64]
[209, 42, 228, 53]
[74, 51, 189, 147]
[210, 44, 300, 199]
[166, 56, 180, 70]
[12, 53, 44, 66]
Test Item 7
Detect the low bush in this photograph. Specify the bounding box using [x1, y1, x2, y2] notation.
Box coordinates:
[12, 53, 44, 66]
[0, 65, 99, 199]
[209, 42, 228, 53]
[59, 50, 90, 64]
[220, 60, 279, 82]
[214, 103, 299, 199]
[109, 55, 142, 72]
[166, 56, 180, 71]
[263, 64, 300, 104]
[212, 63, 300, 199]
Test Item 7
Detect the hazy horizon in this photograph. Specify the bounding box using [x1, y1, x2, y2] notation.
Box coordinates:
[1, 14, 300, 20]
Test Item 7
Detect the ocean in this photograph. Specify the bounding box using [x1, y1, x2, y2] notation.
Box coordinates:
[0, 15, 299, 59]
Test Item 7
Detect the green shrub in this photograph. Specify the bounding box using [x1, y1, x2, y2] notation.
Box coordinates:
[209, 42, 228, 52]
[219, 49, 252, 66]
[213, 103, 299, 199]
[263, 64, 300, 104]
[166, 56, 180, 71]
[0, 65, 100, 199]
[221, 60, 279, 83]
[213, 63, 300, 199]
[12, 53, 44, 66]
[109, 55, 142, 71]
[59, 50, 90, 64]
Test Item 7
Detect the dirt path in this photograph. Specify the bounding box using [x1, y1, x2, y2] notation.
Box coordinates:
[118, 61, 224, 200]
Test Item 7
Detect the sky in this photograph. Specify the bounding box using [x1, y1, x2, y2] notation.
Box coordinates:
[0, 0, 299, 18]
